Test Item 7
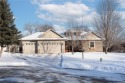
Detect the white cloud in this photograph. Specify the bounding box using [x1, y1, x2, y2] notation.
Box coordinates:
[31, 0, 52, 4]
[53, 24, 66, 33]
[118, 0, 125, 9]
[39, 2, 90, 16]
[31, 1, 97, 31]
[120, 11, 125, 19]
[37, 2, 93, 24]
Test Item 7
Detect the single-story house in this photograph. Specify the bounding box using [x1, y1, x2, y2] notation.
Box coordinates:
[20, 29, 103, 54]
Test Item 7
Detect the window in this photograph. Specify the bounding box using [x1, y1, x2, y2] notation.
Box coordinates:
[90, 42, 95, 47]
[74, 33, 76, 36]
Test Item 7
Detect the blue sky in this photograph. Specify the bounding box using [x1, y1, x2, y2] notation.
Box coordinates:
[8, 0, 125, 33]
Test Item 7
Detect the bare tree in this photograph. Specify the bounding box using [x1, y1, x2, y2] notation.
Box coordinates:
[24, 23, 55, 36]
[36, 24, 55, 32]
[93, 0, 124, 54]
[65, 18, 89, 56]
[24, 23, 36, 35]
[75, 27, 85, 59]
[65, 19, 79, 55]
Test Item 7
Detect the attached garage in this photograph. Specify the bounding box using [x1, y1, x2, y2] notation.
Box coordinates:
[38, 41, 65, 54]
[20, 29, 67, 54]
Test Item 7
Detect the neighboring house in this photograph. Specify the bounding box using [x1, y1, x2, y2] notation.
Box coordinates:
[20, 29, 67, 54]
[64, 30, 103, 52]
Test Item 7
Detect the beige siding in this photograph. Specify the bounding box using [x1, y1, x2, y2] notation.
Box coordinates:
[41, 30, 61, 38]
[83, 40, 103, 52]
[81, 32, 103, 52]
[86, 33, 101, 40]
[22, 40, 65, 54]
[22, 41, 36, 54]
[21, 30, 66, 54]
[38, 41, 65, 54]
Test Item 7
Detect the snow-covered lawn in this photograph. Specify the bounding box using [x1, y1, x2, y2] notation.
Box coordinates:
[0, 52, 125, 81]
[62, 52, 125, 74]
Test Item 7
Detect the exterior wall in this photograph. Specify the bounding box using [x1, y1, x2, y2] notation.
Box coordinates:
[83, 40, 103, 52]
[41, 30, 61, 38]
[85, 32, 101, 40]
[21, 30, 66, 54]
[22, 40, 65, 54]
[22, 41, 36, 54]
[81, 32, 103, 52]
[38, 41, 65, 54]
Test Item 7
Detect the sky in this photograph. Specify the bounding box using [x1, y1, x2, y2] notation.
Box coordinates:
[8, 0, 125, 34]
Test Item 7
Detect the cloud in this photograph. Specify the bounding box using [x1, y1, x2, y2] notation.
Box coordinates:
[31, 0, 97, 31]
[118, 0, 125, 9]
[39, 2, 90, 15]
[36, 2, 94, 24]
[31, 0, 52, 4]
[53, 24, 66, 33]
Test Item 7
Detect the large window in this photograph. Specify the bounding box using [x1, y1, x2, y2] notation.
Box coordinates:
[90, 42, 95, 48]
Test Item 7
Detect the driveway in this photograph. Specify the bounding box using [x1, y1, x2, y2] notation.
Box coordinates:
[0, 66, 122, 83]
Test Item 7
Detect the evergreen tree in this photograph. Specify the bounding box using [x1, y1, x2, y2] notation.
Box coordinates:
[0, 0, 21, 55]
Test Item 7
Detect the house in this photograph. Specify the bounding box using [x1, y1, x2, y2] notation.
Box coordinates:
[20, 29, 67, 54]
[64, 30, 103, 52]
[20, 29, 103, 54]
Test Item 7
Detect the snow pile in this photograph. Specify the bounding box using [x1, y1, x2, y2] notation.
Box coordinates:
[62, 52, 125, 74]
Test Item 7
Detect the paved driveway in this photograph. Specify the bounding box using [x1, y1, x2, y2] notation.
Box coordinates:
[0, 66, 122, 83]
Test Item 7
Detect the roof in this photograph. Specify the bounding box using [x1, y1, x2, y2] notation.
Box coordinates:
[20, 29, 68, 41]
[64, 31, 102, 40]
[21, 32, 44, 40]
[83, 31, 102, 40]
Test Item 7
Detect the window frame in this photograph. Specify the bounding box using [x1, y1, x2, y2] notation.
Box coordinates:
[89, 41, 95, 48]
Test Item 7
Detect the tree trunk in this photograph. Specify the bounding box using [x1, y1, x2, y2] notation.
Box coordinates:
[72, 46, 74, 55]
[105, 47, 108, 54]
[81, 42, 84, 59]
[72, 41, 74, 55]
[82, 51, 84, 59]
[0, 46, 3, 57]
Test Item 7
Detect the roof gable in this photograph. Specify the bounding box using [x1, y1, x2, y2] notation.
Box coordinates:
[40, 29, 63, 38]
[20, 29, 67, 40]
[85, 32, 101, 40]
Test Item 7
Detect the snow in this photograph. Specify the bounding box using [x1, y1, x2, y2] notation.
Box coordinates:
[0, 77, 34, 83]
[0, 52, 28, 66]
[0, 52, 125, 81]
[20, 32, 44, 40]
[20, 32, 67, 40]
[62, 52, 125, 74]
